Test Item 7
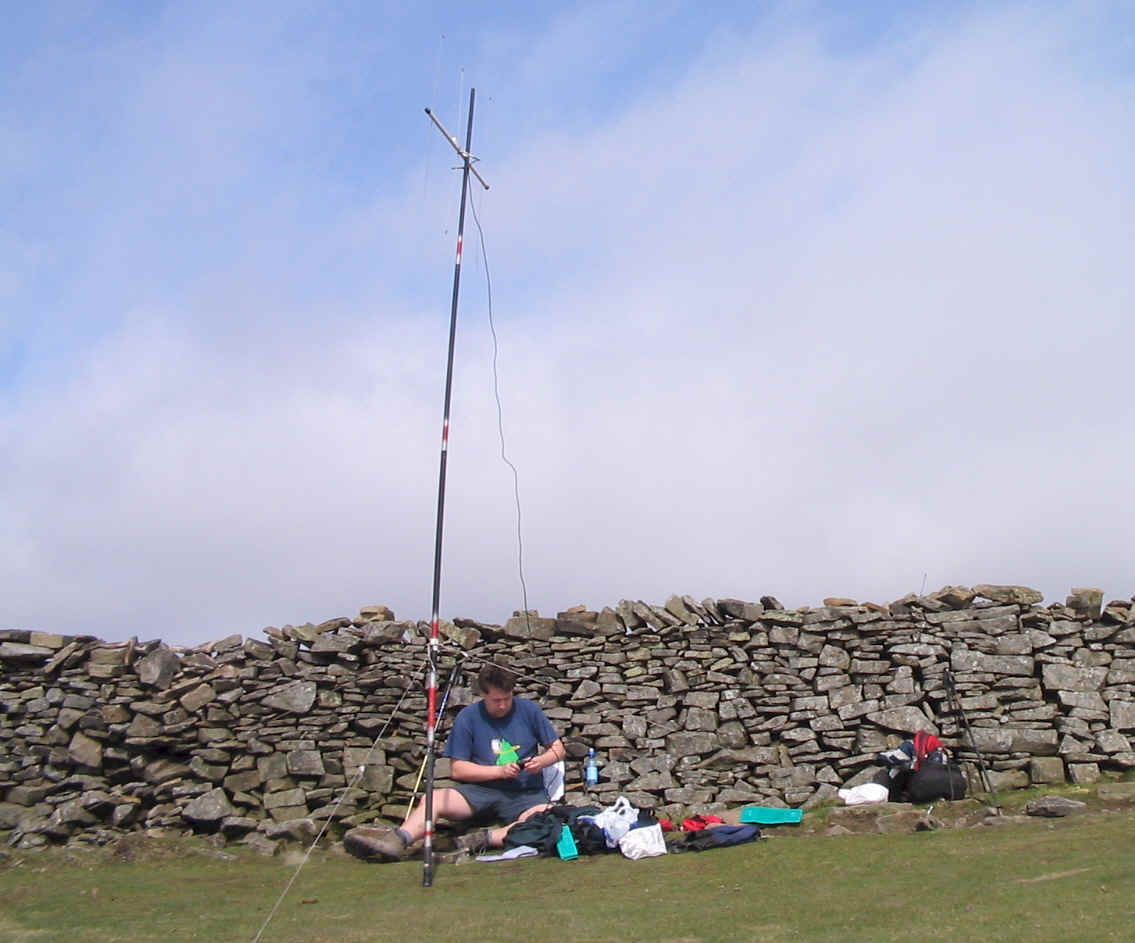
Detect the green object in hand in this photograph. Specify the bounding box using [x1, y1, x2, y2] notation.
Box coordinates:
[496, 739, 522, 765]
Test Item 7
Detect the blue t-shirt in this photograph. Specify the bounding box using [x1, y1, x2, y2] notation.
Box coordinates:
[444, 697, 559, 793]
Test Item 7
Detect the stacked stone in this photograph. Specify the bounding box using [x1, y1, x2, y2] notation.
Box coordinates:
[0, 609, 441, 850]
[910, 586, 1135, 788]
[1027, 588, 1135, 785]
[2, 584, 1135, 851]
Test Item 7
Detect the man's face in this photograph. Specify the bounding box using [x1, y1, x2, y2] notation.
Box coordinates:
[481, 685, 514, 719]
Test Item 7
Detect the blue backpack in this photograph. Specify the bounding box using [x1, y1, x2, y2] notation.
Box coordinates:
[673, 824, 761, 852]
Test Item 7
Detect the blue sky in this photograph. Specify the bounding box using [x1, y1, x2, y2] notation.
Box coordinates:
[3, 1, 1134, 646]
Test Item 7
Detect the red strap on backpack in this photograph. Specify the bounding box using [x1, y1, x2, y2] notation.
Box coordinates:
[912, 730, 942, 770]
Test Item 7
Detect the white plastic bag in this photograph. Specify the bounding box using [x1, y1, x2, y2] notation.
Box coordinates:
[590, 796, 640, 848]
[619, 823, 667, 859]
[837, 782, 889, 805]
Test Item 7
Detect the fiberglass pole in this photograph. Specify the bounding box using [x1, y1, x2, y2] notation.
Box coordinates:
[422, 87, 484, 888]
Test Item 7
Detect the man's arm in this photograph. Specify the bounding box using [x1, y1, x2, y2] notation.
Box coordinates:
[519, 701, 564, 774]
[449, 758, 521, 782]
[450, 740, 565, 782]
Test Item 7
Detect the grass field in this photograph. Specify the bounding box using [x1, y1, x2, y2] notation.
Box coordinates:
[3, 806, 1135, 942]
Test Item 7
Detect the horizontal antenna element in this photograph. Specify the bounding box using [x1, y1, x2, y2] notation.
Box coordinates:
[425, 107, 490, 190]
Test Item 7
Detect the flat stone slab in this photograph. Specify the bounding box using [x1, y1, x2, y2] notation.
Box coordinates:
[182, 787, 237, 824]
[0, 642, 54, 662]
[875, 810, 940, 833]
[241, 833, 281, 856]
[1025, 796, 1087, 817]
[262, 681, 317, 714]
[825, 803, 909, 830]
[264, 817, 318, 843]
[975, 584, 1043, 605]
[136, 648, 181, 688]
[1042, 664, 1108, 692]
[1097, 782, 1135, 801]
[866, 706, 937, 735]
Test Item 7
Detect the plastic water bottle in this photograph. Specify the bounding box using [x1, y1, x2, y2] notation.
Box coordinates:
[585, 748, 599, 787]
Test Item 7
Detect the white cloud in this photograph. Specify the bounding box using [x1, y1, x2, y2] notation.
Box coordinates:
[3, 3, 1134, 645]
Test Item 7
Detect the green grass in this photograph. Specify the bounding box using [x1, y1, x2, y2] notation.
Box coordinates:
[3, 813, 1134, 942]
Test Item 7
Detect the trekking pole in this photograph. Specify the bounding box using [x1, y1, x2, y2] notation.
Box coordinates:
[943, 668, 994, 794]
[404, 656, 465, 820]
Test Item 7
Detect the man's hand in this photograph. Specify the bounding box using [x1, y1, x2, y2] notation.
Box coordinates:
[499, 761, 525, 779]
[518, 744, 564, 776]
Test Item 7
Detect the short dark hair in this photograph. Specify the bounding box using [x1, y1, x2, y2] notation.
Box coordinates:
[477, 661, 515, 693]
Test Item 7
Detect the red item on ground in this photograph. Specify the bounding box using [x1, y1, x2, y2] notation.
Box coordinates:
[680, 814, 727, 831]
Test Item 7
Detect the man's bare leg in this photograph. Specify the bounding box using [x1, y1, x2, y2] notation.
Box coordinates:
[343, 788, 478, 862]
[399, 788, 475, 842]
[484, 802, 552, 847]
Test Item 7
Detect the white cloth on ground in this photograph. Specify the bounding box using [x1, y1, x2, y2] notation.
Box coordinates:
[837, 783, 889, 805]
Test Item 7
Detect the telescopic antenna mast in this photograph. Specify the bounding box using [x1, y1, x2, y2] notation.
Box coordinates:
[421, 88, 489, 888]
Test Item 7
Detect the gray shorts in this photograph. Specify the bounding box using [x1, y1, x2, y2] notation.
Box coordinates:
[453, 783, 549, 823]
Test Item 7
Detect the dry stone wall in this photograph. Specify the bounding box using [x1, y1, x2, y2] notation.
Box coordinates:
[2, 585, 1134, 850]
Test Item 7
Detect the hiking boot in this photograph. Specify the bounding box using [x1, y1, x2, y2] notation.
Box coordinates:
[343, 826, 407, 862]
[454, 828, 493, 855]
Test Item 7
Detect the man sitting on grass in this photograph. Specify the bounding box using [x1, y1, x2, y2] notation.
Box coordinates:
[344, 659, 566, 861]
